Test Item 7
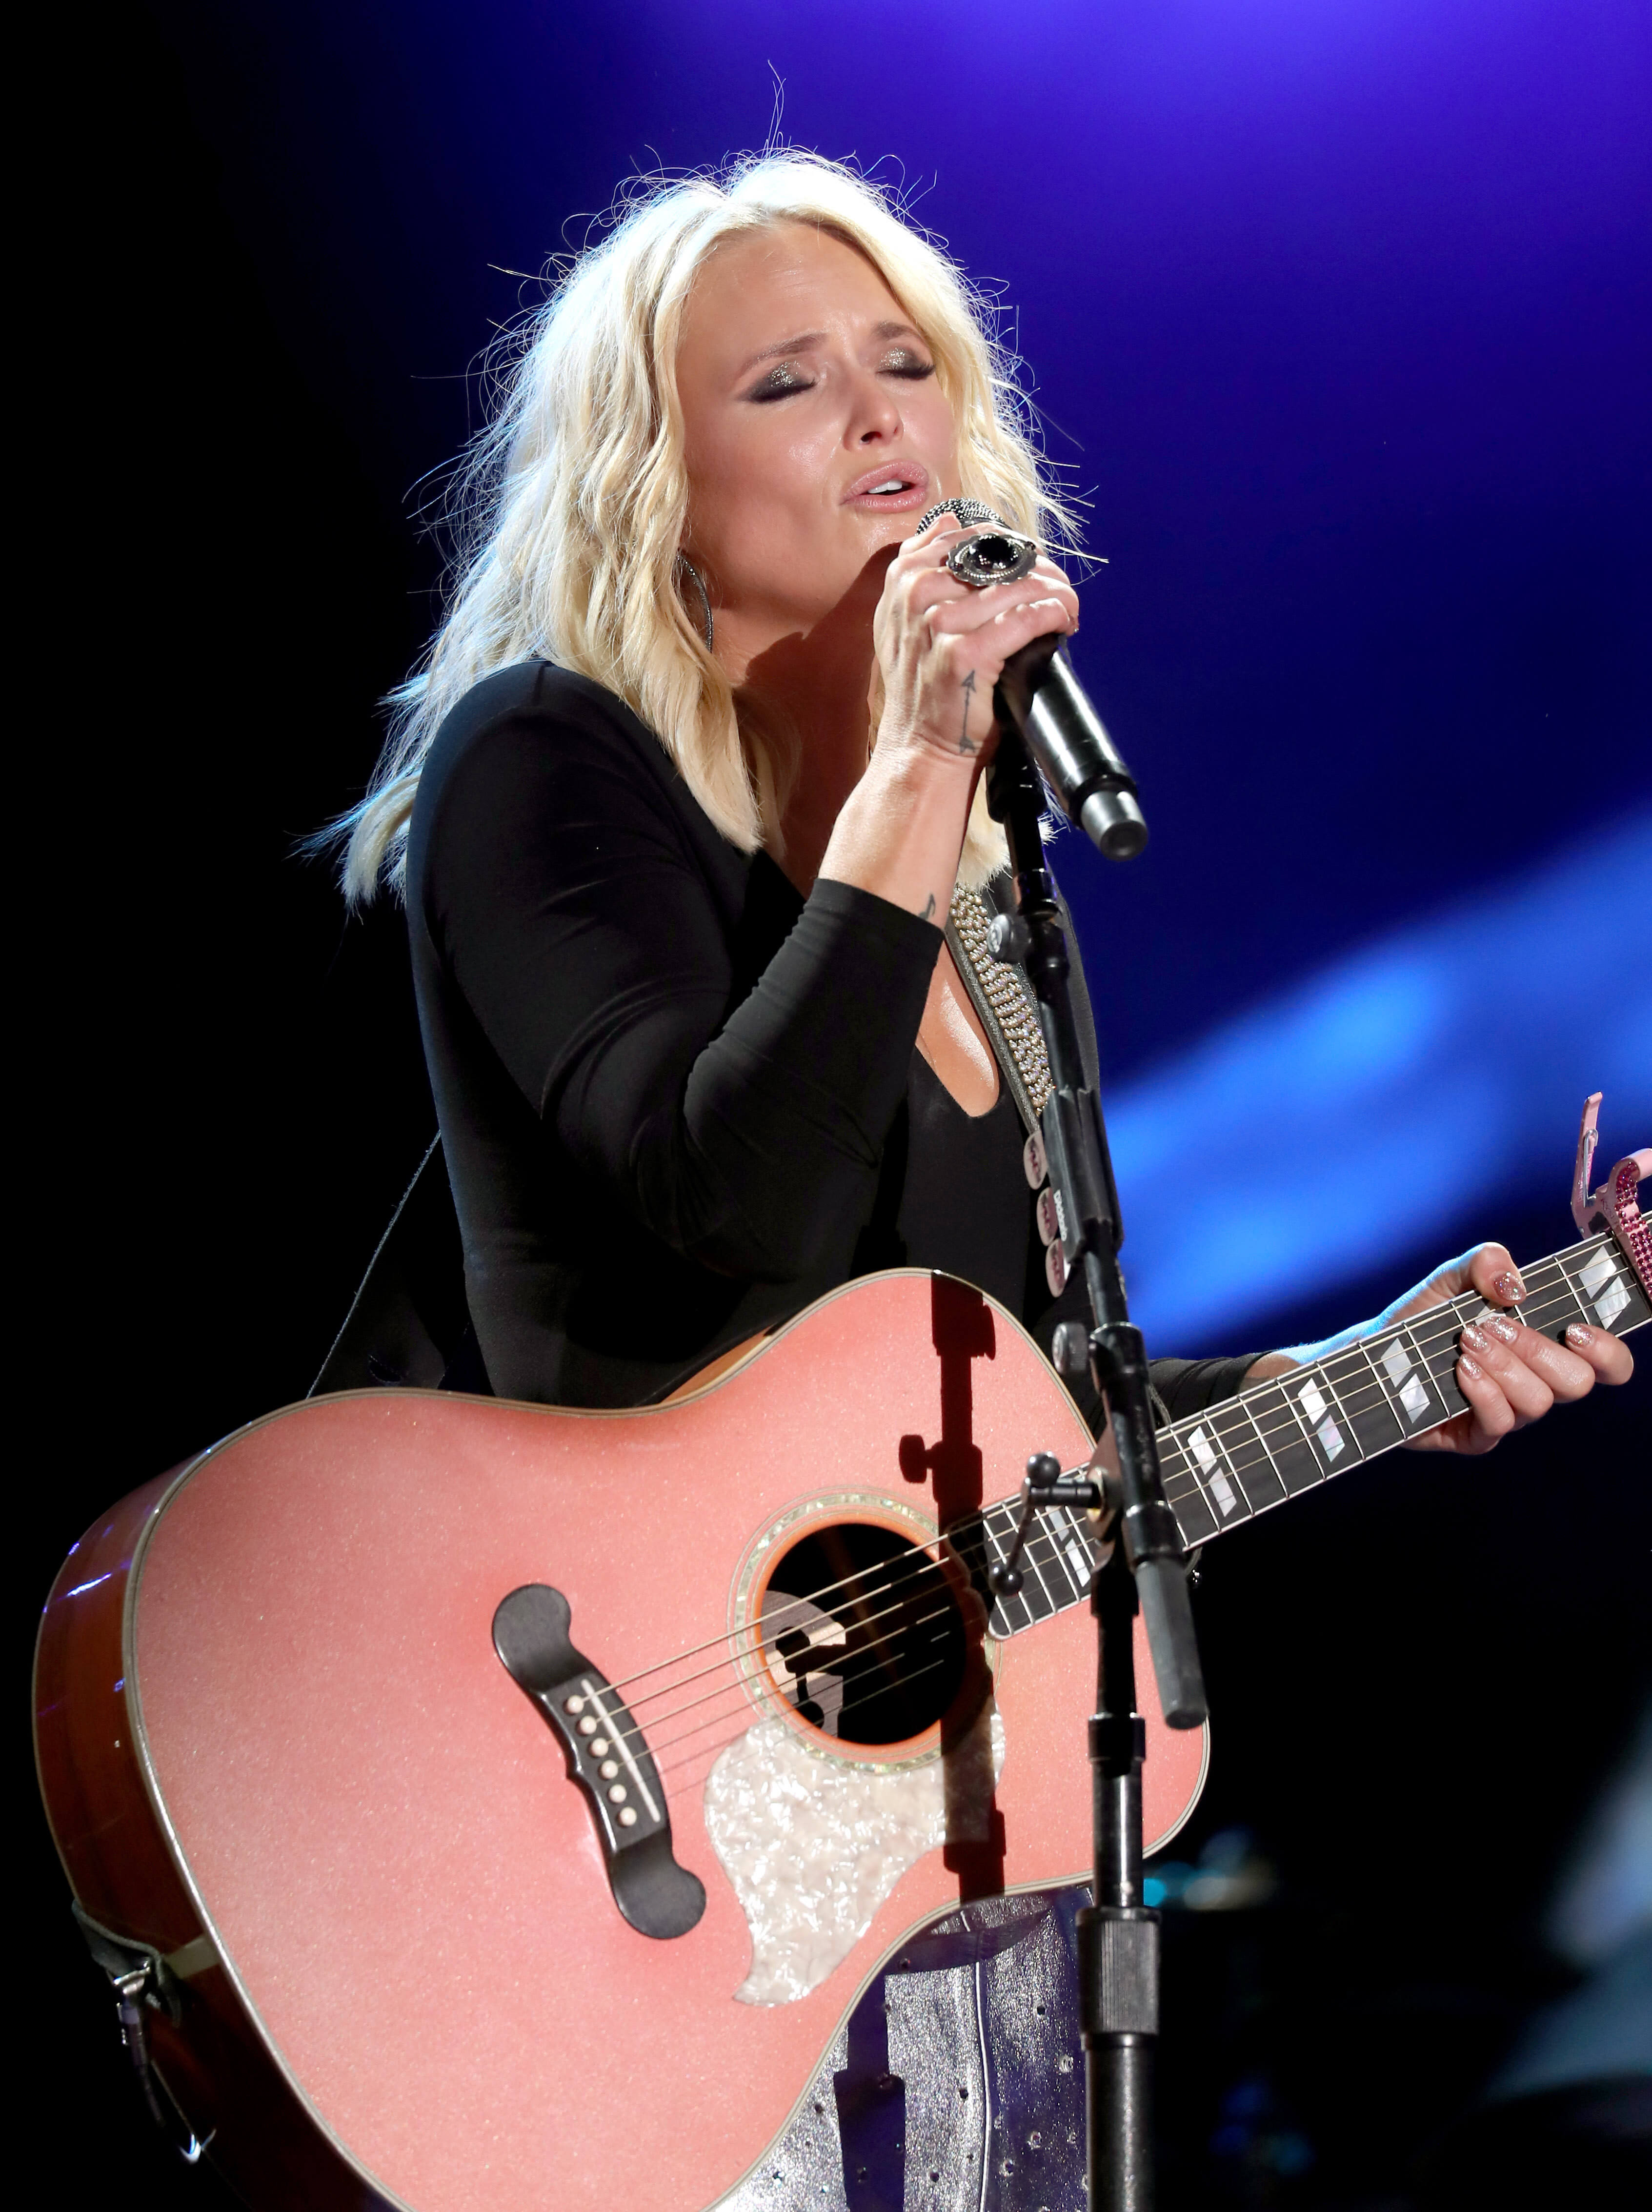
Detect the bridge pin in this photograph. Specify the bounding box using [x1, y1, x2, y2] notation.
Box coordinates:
[590, 1737, 609, 1755]
[564, 1696, 584, 1714]
[618, 1806, 638, 1827]
[577, 1715, 597, 1735]
[600, 1759, 619, 1779]
[608, 1784, 627, 1804]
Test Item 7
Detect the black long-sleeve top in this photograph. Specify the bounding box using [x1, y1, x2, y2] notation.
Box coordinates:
[407, 661, 1253, 1419]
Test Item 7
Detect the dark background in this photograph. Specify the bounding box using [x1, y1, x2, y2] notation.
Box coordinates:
[24, 3, 1649, 2205]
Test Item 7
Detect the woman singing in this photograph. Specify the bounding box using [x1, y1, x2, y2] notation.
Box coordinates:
[327, 154, 1630, 2205]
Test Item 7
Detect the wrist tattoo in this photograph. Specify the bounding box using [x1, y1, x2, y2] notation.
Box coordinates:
[958, 670, 978, 754]
[921, 893, 937, 921]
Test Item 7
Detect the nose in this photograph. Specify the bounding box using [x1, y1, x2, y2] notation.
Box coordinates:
[845, 364, 902, 446]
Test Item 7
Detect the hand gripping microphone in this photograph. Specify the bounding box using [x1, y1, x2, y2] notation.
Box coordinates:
[916, 499, 1148, 860]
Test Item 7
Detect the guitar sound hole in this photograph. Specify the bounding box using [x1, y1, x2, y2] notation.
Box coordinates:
[760, 1521, 967, 1745]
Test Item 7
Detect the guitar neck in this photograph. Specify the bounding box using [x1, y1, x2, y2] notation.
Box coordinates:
[967, 1229, 1650, 1641]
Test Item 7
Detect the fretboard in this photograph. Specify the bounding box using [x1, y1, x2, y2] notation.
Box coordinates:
[958, 1230, 1648, 1640]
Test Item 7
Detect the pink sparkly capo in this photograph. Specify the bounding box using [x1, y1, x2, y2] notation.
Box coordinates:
[1570, 1092, 1652, 1297]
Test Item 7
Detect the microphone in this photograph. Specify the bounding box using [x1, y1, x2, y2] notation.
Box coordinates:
[916, 499, 1148, 861]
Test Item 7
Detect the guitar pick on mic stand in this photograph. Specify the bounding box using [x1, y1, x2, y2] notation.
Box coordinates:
[984, 633, 1206, 2212]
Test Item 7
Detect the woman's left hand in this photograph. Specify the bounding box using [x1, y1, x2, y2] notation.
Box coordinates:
[1379, 1242, 1633, 1455]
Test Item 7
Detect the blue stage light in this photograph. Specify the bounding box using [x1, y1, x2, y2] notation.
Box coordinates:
[1109, 814, 1652, 1345]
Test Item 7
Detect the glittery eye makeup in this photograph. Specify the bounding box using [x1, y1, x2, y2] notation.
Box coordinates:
[878, 347, 935, 381]
[748, 362, 812, 402]
[745, 345, 935, 403]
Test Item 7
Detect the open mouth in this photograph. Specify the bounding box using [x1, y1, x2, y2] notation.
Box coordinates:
[843, 463, 930, 509]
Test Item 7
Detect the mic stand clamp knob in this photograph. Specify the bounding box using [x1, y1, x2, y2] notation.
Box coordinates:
[986, 911, 1032, 966]
[1051, 1319, 1090, 1377]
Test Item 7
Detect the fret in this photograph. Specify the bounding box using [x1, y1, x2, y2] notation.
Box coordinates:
[1575, 1239, 1636, 1332]
[980, 1507, 1038, 1637]
[1281, 1372, 1338, 1481]
[1350, 1335, 1412, 1447]
[1014, 1507, 1064, 1619]
[1410, 1302, 1472, 1423]
[1182, 1419, 1254, 1527]
[1392, 1316, 1458, 1428]
[1230, 1391, 1290, 1510]
[1323, 1341, 1401, 1458]
[1606, 1241, 1650, 1334]
[1367, 1324, 1438, 1435]
[1160, 1430, 1219, 1548]
[1206, 1407, 1262, 1515]
[1552, 1251, 1596, 1326]
[1041, 1505, 1088, 1602]
[1050, 1503, 1101, 1595]
[1311, 1352, 1370, 1462]
[1249, 1377, 1325, 1493]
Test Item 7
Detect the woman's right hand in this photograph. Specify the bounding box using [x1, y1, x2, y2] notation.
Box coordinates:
[872, 511, 1080, 769]
[818, 511, 1079, 923]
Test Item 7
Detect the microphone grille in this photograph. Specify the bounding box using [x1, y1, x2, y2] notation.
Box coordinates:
[915, 496, 1003, 534]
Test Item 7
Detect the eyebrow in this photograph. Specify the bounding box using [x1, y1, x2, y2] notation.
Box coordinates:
[733, 321, 926, 378]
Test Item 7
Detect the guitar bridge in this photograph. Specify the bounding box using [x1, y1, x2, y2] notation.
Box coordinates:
[492, 1584, 705, 1941]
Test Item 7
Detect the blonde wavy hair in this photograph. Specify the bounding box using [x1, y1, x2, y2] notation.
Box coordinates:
[336, 151, 1076, 904]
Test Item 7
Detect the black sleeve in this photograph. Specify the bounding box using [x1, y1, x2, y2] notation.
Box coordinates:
[1147, 1355, 1262, 1421]
[421, 709, 942, 1282]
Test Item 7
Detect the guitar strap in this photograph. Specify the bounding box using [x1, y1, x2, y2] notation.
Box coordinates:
[945, 882, 1053, 1138]
[946, 869, 1104, 1140]
[308, 1135, 484, 1398]
[949, 871, 1174, 1434]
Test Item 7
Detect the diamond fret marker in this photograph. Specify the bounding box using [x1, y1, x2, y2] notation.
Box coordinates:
[1578, 1250, 1615, 1297]
[1595, 1279, 1630, 1327]
[1188, 1425, 1240, 1517]
[1297, 1378, 1345, 1460]
[1577, 1248, 1630, 1328]
[1380, 1335, 1432, 1422]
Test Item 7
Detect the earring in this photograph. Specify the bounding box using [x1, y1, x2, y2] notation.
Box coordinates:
[675, 554, 714, 652]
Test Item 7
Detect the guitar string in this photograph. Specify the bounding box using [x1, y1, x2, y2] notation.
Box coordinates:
[610, 1523, 1080, 1750]
[604, 1242, 1617, 1710]
[619, 1577, 962, 1743]
[654, 1644, 963, 1786]
[1152, 1254, 1628, 1522]
[589, 1242, 1633, 1771]
[640, 1600, 960, 1765]
[654, 1650, 958, 1786]
[625, 1253, 1624, 1766]
[601, 1246, 1632, 1767]
[635, 1249, 1639, 1789]
[650, 1256, 1645, 1769]
[1154, 1247, 1628, 1507]
[608, 1512, 1077, 1711]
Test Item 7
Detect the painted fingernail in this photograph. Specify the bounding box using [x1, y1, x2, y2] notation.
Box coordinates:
[1484, 1315, 1520, 1345]
[1566, 1322, 1593, 1349]
[1492, 1271, 1527, 1303]
[1459, 1353, 1484, 1380]
[1461, 1323, 1488, 1353]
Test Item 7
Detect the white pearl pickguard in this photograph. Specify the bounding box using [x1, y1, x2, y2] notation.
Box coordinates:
[702, 1705, 1007, 2006]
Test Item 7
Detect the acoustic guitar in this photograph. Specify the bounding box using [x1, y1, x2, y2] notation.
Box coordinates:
[33, 1118, 1648, 2212]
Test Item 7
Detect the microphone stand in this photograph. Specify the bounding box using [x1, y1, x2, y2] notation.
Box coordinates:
[983, 712, 1207, 2212]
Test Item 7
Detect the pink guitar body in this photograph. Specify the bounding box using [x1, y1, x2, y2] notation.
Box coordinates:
[36, 1270, 1207, 2212]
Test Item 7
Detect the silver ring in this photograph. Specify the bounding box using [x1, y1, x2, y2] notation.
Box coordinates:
[946, 528, 1039, 589]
